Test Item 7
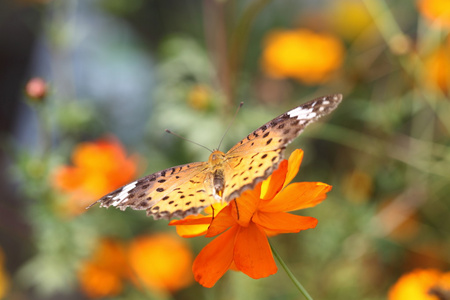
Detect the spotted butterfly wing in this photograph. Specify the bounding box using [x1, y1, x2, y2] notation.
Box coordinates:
[93, 162, 215, 219]
[89, 94, 342, 219]
[222, 94, 342, 201]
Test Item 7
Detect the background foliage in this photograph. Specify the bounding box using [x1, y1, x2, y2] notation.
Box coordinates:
[0, 0, 449, 299]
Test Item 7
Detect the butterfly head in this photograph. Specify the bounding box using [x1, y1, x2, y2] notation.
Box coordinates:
[209, 150, 226, 167]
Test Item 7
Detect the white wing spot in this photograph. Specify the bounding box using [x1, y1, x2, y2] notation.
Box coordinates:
[287, 107, 317, 120]
[111, 181, 137, 206]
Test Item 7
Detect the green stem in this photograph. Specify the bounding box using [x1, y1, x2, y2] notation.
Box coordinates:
[270, 242, 313, 300]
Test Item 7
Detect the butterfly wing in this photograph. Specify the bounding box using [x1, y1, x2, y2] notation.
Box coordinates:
[90, 162, 217, 219]
[222, 94, 342, 201]
[91, 94, 342, 219]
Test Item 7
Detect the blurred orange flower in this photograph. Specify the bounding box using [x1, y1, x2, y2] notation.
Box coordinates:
[0, 247, 10, 299]
[388, 269, 450, 300]
[78, 234, 193, 298]
[52, 137, 139, 216]
[171, 149, 331, 287]
[417, 0, 450, 29]
[261, 29, 344, 84]
[422, 39, 450, 94]
[78, 239, 129, 299]
[128, 234, 194, 293]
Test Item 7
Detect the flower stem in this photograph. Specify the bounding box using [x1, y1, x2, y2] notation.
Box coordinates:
[270, 242, 314, 300]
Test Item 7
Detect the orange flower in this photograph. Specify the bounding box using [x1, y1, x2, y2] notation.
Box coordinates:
[78, 239, 129, 298]
[79, 234, 193, 298]
[261, 29, 344, 84]
[128, 234, 194, 293]
[388, 269, 450, 300]
[171, 149, 331, 287]
[422, 39, 450, 94]
[417, 0, 450, 29]
[52, 137, 139, 216]
[0, 247, 10, 299]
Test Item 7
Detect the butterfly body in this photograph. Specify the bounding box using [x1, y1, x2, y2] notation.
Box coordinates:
[90, 94, 342, 219]
[208, 150, 227, 201]
[209, 150, 226, 201]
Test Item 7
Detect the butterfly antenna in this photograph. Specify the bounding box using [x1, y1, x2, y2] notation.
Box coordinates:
[165, 129, 213, 153]
[217, 102, 244, 151]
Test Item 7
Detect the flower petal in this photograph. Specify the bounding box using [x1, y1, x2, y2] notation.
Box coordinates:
[233, 189, 260, 227]
[192, 225, 238, 288]
[170, 215, 213, 238]
[261, 160, 288, 200]
[175, 225, 209, 238]
[206, 205, 236, 237]
[254, 211, 318, 234]
[169, 216, 212, 226]
[170, 203, 229, 238]
[261, 182, 331, 212]
[283, 149, 304, 188]
[233, 222, 277, 279]
[204, 202, 228, 215]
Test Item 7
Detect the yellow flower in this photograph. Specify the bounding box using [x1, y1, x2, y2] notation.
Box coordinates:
[261, 29, 344, 84]
[78, 239, 129, 299]
[329, 0, 373, 41]
[418, 0, 450, 29]
[128, 234, 194, 293]
[388, 269, 450, 300]
[187, 84, 212, 111]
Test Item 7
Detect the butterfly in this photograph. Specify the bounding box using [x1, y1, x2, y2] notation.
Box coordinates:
[89, 94, 342, 220]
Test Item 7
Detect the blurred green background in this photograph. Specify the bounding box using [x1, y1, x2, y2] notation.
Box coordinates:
[0, 0, 449, 299]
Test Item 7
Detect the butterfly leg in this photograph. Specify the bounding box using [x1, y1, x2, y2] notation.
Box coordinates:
[207, 205, 216, 229]
[211, 204, 215, 220]
[233, 199, 240, 220]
